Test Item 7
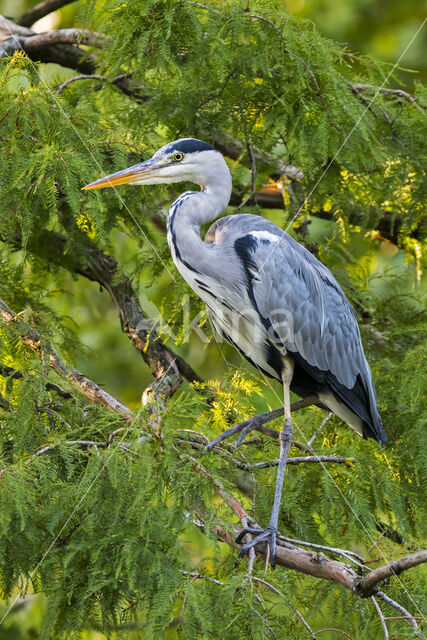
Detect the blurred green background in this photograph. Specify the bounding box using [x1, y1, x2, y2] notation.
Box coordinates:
[0, 1, 425, 638]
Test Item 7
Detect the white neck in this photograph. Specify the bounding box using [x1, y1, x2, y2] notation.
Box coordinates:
[166, 152, 232, 276]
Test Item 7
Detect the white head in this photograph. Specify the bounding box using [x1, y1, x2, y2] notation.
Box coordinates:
[82, 138, 232, 192]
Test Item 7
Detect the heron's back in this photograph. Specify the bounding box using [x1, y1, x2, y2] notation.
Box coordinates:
[203, 214, 386, 444]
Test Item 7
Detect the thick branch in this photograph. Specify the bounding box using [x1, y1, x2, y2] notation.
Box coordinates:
[17, 0, 77, 27]
[355, 550, 427, 597]
[21, 29, 107, 49]
[2, 229, 201, 401]
[187, 452, 426, 624]
[0, 297, 133, 417]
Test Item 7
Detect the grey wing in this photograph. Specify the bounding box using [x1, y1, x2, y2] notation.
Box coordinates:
[243, 232, 365, 388]
[232, 226, 385, 443]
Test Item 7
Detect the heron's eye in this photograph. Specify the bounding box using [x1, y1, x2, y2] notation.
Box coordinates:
[173, 152, 184, 162]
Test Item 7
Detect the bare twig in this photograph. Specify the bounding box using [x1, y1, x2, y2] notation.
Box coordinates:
[376, 592, 423, 636]
[178, 570, 224, 586]
[17, 0, 78, 27]
[55, 74, 104, 94]
[371, 596, 389, 640]
[236, 455, 354, 470]
[276, 536, 366, 567]
[313, 629, 354, 639]
[351, 83, 425, 112]
[206, 396, 317, 449]
[307, 412, 333, 448]
[252, 576, 316, 638]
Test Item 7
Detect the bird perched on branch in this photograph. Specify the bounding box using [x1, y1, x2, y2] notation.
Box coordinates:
[83, 138, 387, 565]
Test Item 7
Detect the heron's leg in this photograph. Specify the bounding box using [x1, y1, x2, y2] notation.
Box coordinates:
[237, 359, 294, 567]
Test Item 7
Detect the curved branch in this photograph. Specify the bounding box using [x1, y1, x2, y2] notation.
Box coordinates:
[351, 83, 425, 112]
[355, 550, 427, 597]
[17, 0, 77, 27]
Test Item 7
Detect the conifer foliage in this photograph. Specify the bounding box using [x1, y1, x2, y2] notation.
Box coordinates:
[0, 1, 426, 638]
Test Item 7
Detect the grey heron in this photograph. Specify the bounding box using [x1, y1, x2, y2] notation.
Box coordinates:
[82, 138, 387, 565]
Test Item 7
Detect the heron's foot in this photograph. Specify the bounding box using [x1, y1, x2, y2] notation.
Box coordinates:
[205, 417, 261, 452]
[236, 524, 279, 568]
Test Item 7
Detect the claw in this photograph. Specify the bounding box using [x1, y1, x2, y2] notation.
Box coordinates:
[236, 525, 278, 568]
[235, 527, 263, 544]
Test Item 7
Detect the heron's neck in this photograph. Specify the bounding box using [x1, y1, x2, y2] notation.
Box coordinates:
[166, 169, 232, 275]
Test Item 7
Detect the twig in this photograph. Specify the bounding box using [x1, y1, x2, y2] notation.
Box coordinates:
[252, 577, 316, 638]
[206, 396, 317, 449]
[0, 391, 10, 411]
[179, 574, 198, 624]
[56, 74, 104, 94]
[352, 88, 397, 138]
[307, 412, 333, 448]
[0, 363, 72, 400]
[237, 455, 354, 470]
[236, 111, 257, 211]
[251, 598, 278, 639]
[351, 83, 425, 112]
[241, 515, 256, 574]
[376, 592, 423, 636]
[313, 629, 354, 639]
[178, 570, 224, 586]
[276, 536, 366, 566]
[0, 298, 133, 418]
[371, 596, 389, 640]
[243, 13, 341, 130]
[17, 0, 78, 27]
[198, 69, 234, 108]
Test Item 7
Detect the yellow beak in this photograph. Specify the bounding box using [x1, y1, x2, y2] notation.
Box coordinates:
[81, 158, 160, 191]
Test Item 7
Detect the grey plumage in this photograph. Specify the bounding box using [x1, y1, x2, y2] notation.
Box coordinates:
[83, 137, 387, 565]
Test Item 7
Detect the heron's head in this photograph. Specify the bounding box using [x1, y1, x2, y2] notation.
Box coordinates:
[82, 138, 230, 191]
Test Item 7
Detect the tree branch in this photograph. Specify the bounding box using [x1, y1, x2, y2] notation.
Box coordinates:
[376, 592, 424, 636]
[0, 16, 146, 98]
[17, 0, 78, 27]
[355, 550, 427, 597]
[233, 455, 354, 470]
[187, 450, 426, 629]
[1, 229, 202, 402]
[371, 596, 389, 640]
[351, 83, 425, 112]
[0, 297, 133, 418]
[21, 28, 107, 49]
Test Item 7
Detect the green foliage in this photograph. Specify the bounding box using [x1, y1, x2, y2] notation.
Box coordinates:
[0, 0, 425, 638]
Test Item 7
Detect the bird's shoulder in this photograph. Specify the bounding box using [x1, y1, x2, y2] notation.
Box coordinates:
[204, 214, 283, 245]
